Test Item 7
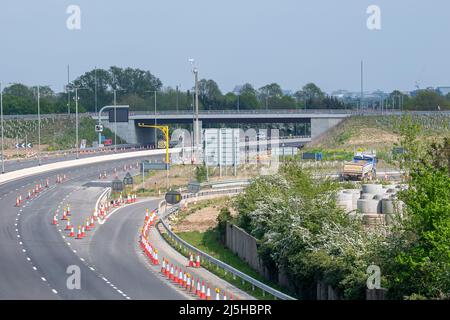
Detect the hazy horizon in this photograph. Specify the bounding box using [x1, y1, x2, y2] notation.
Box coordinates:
[1, 0, 449, 94]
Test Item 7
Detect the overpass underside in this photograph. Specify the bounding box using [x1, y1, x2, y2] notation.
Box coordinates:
[102, 116, 343, 146]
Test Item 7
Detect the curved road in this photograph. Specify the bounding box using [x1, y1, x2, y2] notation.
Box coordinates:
[0, 153, 184, 299]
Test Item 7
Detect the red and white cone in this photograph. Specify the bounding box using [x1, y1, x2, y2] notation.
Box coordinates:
[201, 282, 206, 299]
[76, 226, 82, 239]
[65, 219, 71, 230]
[52, 215, 57, 225]
[206, 286, 211, 300]
[189, 253, 194, 267]
[195, 254, 201, 268]
[69, 226, 75, 237]
[90, 216, 95, 228]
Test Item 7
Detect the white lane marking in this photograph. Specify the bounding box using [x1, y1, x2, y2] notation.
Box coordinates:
[27, 257, 31, 261]
[52, 289, 58, 294]
[41, 277, 47, 282]
[32, 266, 37, 271]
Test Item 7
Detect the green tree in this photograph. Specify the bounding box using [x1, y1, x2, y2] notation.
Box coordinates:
[198, 79, 223, 110]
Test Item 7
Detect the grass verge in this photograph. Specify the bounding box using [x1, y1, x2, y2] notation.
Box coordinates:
[161, 228, 292, 300]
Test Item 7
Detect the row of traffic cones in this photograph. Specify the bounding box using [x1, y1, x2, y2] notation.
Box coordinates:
[55, 174, 67, 184]
[160, 257, 234, 300]
[139, 207, 234, 300]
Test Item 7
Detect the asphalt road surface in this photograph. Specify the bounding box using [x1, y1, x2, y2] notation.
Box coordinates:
[0, 153, 182, 299]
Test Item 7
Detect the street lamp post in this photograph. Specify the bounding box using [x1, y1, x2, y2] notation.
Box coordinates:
[113, 89, 126, 152]
[145, 90, 157, 148]
[73, 86, 88, 159]
[0, 82, 4, 174]
[37, 85, 41, 166]
[188, 58, 200, 162]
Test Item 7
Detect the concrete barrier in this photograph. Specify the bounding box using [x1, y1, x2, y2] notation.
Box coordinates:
[0, 148, 182, 186]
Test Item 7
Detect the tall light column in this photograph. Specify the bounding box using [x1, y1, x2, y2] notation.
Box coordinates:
[0, 83, 4, 174]
[75, 87, 79, 159]
[37, 85, 41, 166]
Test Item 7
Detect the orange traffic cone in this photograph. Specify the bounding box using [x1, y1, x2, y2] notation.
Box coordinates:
[69, 226, 75, 237]
[153, 249, 159, 265]
[178, 269, 183, 285]
[65, 219, 71, 230]
[161, 259, 166, 274]
[15, 196, 20, 207]
[183, 271, 187, 288]
[201, 282, 206, 299]
[169, 265, 174, 281]
[145, 209, 149, 221]
[190, 276, 196, 293]
[196, 254, 201, 268]
[189, 253, 194, 267]
[61, 211, 67, 220]
[196, 279, 201, 297]
[85, 219, 90, 231]
[223, 291, 227, 300]
[90, 216, 95, 228]
[76, 226, 82, 239]
[165, 261, 170, 277]
[206, 286, 211, 300]
[81, 226, 85, 237]
[52, 215, 57, 225]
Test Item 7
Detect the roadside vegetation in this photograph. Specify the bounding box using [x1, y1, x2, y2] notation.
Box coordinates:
[2, 116, 121, 154]
[231, 115, 450, 299]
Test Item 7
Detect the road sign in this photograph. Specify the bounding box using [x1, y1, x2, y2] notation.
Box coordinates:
[165, 191, 182, 205]
[187, 181, 201, 193]
[140, 162, 170, 172]
[15, 143, 32, 149]
[123, 172, 134, 185]
[111, 178, 124, 192]
[95, 124, 104, 132]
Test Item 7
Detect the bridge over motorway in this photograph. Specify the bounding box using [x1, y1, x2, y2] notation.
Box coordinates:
[96, 109, 356, 145]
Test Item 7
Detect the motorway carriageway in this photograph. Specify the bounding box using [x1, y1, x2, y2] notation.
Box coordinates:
[2, 146, 146, 174]
[0, 152, 185, 299]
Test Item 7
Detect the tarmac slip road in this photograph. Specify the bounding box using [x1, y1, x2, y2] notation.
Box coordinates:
[0, 154, 174, 299]
[78, 198, 186, 300]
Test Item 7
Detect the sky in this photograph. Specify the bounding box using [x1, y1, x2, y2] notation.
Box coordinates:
[0, 0, 449, 94]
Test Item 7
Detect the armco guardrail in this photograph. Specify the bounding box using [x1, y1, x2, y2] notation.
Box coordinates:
[157, 188, 297, 300]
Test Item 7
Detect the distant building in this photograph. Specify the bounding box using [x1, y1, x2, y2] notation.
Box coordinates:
[436, 86, 450, 96]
